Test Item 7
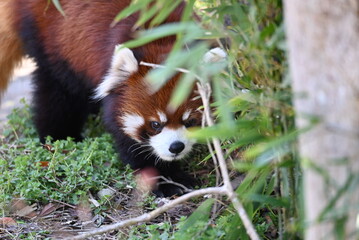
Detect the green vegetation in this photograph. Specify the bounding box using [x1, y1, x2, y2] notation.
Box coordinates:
[0, 101, 133, 207]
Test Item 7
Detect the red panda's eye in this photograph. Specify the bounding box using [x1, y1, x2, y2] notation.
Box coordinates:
[150, 121, 162, 130]
[184, 119, 197, 128]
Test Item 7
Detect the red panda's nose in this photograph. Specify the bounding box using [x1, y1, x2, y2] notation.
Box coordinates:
[169, 141, 185, 154]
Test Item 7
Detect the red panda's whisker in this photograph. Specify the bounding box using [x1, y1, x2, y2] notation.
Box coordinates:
[128, 142, 142, 151]
[144, 152, 157, 161]
[128, 143, 148, 153]
[131, 144, 152, 156]
[154, 156, 161, 165]
[137, 148, 153, 156]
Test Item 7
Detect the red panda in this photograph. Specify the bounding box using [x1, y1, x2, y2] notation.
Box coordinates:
[0, 0, 226, 197]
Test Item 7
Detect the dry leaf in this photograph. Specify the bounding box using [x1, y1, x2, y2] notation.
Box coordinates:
[15, 203, 37, 218]
[38, 203, 62, 217]
[11, 198, 37, 218]
[0, 217, 17, 227]
[76, 201, 93, 223]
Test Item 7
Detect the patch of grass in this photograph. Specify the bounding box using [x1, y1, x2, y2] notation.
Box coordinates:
[0, 101, 135, 211]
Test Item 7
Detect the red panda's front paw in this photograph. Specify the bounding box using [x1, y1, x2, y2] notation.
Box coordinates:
[153, 184, 189, 198]
[153, 174, 199, 198]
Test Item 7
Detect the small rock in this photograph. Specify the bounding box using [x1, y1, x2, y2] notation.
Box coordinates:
[98, 188, 116, 199]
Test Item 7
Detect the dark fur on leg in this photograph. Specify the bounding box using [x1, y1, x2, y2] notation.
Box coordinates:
[32, 67, 94, 142]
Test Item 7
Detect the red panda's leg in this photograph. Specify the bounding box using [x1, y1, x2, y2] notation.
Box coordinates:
[153, 162, 199, 197]
[32, 67, 94, 142]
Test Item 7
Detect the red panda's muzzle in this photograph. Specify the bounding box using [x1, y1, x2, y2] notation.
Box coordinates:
[149, 126, 195, 161]
[119, 111, 198, 161]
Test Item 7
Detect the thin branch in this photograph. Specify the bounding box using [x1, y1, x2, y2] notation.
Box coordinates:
[50, 199, 76, 209]
[139, 61, 203, 81]
[66, 187, 226, 240]
[196, 82, 260, 240]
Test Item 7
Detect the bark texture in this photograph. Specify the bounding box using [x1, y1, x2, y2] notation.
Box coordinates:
[284, 0, 359, 239]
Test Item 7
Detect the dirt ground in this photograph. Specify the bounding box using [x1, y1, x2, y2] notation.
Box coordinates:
[0, 58, 35, 128]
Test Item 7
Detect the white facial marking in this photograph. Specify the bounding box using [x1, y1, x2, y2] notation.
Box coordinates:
[121, 113, 144, 142]
[182, 110, 192, 121]
[157, 111, 167, 123]
[94, 45, 138, 99]
[203, 47, 227, 63]
[149, 126, 195, 161]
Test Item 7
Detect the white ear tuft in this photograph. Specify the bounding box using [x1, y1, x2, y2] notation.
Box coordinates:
[93, 45, 138, 99]
[203, 47, 227, 63]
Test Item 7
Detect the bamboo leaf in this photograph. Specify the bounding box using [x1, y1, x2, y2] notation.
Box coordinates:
[112, 0, 153, 26]
[168, 71, 196, 111]
[150, 0, 182, 26]
[248, 194, 289, 208]
[174, 198, 214, 239]
[123, 22, 200, 48]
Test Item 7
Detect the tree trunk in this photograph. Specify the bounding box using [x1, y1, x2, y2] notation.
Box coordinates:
[284, 1, 359, 239]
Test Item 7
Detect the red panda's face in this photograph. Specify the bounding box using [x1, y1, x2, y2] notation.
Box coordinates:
[119, 87, 202, 161]
[120, 107, 201, 161]
[95, 45, 225, 161]
[117, 70, 203, 161]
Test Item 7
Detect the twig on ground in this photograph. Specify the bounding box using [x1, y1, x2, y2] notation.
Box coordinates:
[50, 199, 76, 209]
[65, 187, 225, 240]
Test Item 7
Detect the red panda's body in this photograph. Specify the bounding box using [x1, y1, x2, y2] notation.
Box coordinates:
[0, 0, 222, 196]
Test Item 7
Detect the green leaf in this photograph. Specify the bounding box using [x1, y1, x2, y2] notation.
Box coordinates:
[123, 22, 202, 48]
[112, 0, 153, 26]
[174, 198, 214, 240]
[248, 194, 289, 208]
[135, 4, 159, 27]
[146, 43, 207, 92]
[223, 214, 249, 240]
[168, 70, 196, 111]
[150, 0, 182, 26]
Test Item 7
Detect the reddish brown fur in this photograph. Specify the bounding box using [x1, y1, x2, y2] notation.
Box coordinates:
[12, 0, 135, 85]
[1, 0, 198, 133]
[0, 1, 23, 98]
[10, 0, 184, 86]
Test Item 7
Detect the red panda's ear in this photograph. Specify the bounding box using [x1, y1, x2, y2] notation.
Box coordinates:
[203, 47, 227, 63]
[94, 45, 138, 99]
